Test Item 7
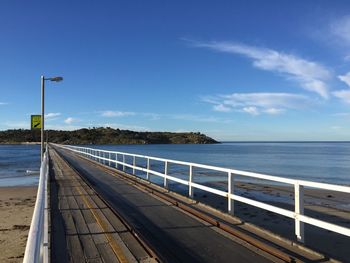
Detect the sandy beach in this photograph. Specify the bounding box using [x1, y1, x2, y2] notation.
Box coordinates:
[0, 186, 37, 262]
[178, 181, 350, 262]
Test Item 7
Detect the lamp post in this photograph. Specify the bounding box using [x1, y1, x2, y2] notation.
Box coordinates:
[41, 75, 63, 161]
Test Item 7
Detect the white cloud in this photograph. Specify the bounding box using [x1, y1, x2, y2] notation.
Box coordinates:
[171, 114, 232, 123]
[64, 117, 76, 124]
[330, 15, 350, 45]
[191, 41, 331, 98]
[242, 106, 259, 116]
[45, 112, 61, 119]
[338, 72, 350, 87]
[213, 104, 232, 112]
[100, 111, 135, 117]
[332, 90, 350, 104]
[202, 92, 310, 115]
[263, 108, 285, 115]
[0, 102, 8, 105]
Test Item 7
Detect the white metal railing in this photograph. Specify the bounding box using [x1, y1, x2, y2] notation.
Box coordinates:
[57, 144, 350, 243]
[23, 147, 49, 263]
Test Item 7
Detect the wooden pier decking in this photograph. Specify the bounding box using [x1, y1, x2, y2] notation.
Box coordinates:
[49, 149, 155, 263]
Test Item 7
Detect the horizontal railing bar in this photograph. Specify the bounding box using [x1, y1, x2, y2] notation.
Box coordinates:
[297, 180, 350, 193]
[23, 147, 49, 263]
[231, 194, 295, 218]
[191, 182, 228, 197]
[298, 214, 350, 237]
[65, 145, 350, 192]
[57, 144, 350, 241]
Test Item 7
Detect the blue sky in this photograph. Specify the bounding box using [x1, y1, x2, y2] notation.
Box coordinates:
[1, 1, 350, 141]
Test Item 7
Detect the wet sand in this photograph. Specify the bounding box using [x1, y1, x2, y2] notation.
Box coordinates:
[0, 186, 36, 262]
[184, 181, 350, 262]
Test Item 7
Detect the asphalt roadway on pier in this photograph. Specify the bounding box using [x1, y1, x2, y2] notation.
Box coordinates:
[54, 146, 273, 263]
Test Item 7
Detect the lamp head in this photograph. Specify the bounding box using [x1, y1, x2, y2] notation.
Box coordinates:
[49, 77, 63, 82]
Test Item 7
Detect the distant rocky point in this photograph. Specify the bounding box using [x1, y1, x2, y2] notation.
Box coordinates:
[0, 127, 219, 144]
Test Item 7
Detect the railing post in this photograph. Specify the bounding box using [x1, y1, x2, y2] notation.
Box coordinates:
[133, 156, 136, 175]
[109, 152, 111, 167]
[146, 158, 150, 181]
[228, 172, 234, 215]
[164, 161, 168, 188]
[123, 155, 125, 172]
[115, 153, 118, 169]
[43, 156, 49, 263]
[189, 165, 193, 198]
[294, 182, 305, 243]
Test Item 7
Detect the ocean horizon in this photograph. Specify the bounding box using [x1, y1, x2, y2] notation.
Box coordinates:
[2, 141, 350, 187]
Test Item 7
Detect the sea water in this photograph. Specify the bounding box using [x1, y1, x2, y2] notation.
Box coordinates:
[91, 142, 350, 185]
[0, 144, 40, 187]
[1, 142, 350, 187]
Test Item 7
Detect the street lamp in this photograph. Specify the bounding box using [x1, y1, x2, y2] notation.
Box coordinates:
[41, 75, 63, 161]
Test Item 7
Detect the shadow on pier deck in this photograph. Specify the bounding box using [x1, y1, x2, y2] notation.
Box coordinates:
[49, 146, 336, 263]
[49, 149, 156, 263]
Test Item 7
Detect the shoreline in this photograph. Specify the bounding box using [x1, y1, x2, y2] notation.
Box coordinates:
[0, 186, 37, 262]
[0, 142, 41, 145]
[162, 179, 350, 261]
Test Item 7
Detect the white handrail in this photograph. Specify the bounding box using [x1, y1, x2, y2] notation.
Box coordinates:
[23, 147, 49, 263]
[57, 144, 350, 243]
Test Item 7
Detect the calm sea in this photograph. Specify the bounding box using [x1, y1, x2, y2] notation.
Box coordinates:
[1, 142, 350, 187]
[0, 144, 40, 187]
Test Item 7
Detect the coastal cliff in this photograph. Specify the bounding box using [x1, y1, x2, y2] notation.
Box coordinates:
[0, 127, 219, 144]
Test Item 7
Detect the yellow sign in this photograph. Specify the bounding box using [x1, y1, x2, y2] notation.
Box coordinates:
[31, 115, 42, 129]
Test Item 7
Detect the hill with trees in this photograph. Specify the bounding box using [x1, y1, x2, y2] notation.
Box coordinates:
[0, 127, 219, 144]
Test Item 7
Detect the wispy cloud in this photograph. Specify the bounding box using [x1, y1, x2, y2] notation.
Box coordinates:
[0, 102, 9, 105]
[330, 15, 350, 45]
[213, 104, 231, 112]
[202, 92, 310, 115]
[64, 117, 77, 124]
[190, 40, 331, 98]
[242, 106, 259, 116]
[170, 114, 233, 123]
[332, 90, 350, 104]
[334, 71, 350, 103]
[100, 110, 135, 117]
[338, 72, 350, 87]
[45, 112, 61, 119]
[263, 108, 285, 115]
[328, 16, 350, 61]
[99, 110, 232, 124]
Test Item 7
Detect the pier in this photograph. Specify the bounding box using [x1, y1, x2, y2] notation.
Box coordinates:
[23, 144, 350, 263]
